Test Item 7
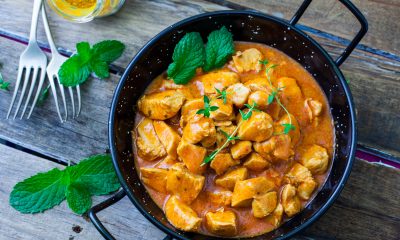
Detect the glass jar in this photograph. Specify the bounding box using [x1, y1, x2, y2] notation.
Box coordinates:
[47, 0, 125, 23]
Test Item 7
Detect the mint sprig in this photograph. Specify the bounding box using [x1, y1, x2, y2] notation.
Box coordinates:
[0, 64, 10, 91]
[203, 26, 234, 72]
[59, 40, 125, 87]
[196, 95, 219, 118]
[9, 154, 120, 214]
[167, 32, 205, 85]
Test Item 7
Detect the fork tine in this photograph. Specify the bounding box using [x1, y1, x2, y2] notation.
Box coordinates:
[27, 68, 46, 119]
[68, 87, 75, 119]
[76, 86, 81, 118]
[20, 68, 39, 119]
[7, 67, 24, 119]
[57, 79, 68, 121]
[13, 67, 32, 119]
[48, 74, 63, 123]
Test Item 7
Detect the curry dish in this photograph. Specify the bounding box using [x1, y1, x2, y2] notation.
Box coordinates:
[133, 42, 334, 237]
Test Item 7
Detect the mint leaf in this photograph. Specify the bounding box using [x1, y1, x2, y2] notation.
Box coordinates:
[202, 150, 218, 165]
[203, 26, 234, 72]
[66, 183, 92, 214]
[76, 42, 91, 62]
[0, 72, 10, 91]
[9, 168, 67, 213]
[59, 55, 91, 87]
[259, 59, 269, 65]
[282, 123, 296, 134]
[92, 40, 125, 63]
[37, 85, 51, 106]
[91, 60, 110, 79]
[167, 32, 205, 84]
[71, 154, 120, 195]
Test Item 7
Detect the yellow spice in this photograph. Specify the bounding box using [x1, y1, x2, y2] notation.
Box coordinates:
[64, 0, 96, 9]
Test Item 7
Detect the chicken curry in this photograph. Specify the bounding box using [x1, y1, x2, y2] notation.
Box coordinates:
[133, 42, 334, 237]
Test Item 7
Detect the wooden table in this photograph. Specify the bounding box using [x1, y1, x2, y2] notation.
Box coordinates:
[0, 1, 399, 239]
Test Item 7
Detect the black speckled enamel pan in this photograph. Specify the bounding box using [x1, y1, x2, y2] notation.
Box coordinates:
[89, 0, 367, 239]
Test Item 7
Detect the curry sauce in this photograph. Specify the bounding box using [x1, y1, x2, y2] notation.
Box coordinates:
[133, 42, 334, 237]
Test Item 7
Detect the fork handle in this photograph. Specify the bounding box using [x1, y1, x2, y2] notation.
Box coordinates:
[41, 4, 60, 55]
[29, 0, 42, 43]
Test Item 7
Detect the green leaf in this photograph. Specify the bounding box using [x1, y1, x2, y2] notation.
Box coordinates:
[71, 154, 120, 195]
[59, 55, 91, 87]
[282, 123, 296, 134]
[202, 150, 218, 165]
[219, 129, 230, 138]
[167, 32, 205, 84]
[267, 94, 274, 104]
[66, 183, 92, 215]
[92, 40, 125, 63]
[229, 136, 241, 141]
[209, 106, 219, 111]
[215, 87, 222, 94]
[196, 109, 206, 115]
[37, 85, 51, 106]
[203, 26, 234, 72]
[259, 59, 269, 65]
[91, 60, 110, 79]
[204, 95, 210, 104]
[9, 168, 67, 213]
[0, 72, 10, 91]
[76, 42, 91, 63]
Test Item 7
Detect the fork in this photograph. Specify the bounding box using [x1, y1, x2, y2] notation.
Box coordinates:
[7, 0, 47, 119]
[42, 4, 81, 122]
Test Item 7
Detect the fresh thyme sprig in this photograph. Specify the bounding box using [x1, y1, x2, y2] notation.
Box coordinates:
[215, 87, 229, 104]
[196, 95, 219, 118]
[201, 103, 260, 166]
[261, 59, 296, 135]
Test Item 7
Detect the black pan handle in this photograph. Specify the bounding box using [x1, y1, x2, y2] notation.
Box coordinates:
[89, 189, 173, 240]
[290, 0, 368, 66]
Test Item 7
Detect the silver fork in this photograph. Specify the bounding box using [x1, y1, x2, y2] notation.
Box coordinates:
[42, 4, 81, 122]
[7, 0, 47, 119]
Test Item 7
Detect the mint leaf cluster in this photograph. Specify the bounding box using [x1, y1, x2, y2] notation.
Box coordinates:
[9, 154, 120, 215]
[168, 26, 235, 85]
[59, 40, 125, 87]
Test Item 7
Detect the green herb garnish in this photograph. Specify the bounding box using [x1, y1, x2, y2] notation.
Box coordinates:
[167, 32, 205, 85]
[37, 84, 51, 106]
[196, 95, 219, 118]
[0, 63, 10, 91]
[59, 40, 125, 87]
[9, 154, 120, 215]
[203, 26, 234, 72]
[215, 87, 229, 104]
[201, 103, 259, 166]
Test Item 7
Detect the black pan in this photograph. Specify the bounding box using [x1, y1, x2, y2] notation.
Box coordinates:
[89, 0, 367, 239]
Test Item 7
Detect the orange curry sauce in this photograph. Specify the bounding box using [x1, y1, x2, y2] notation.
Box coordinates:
[133, 42, 334, 237]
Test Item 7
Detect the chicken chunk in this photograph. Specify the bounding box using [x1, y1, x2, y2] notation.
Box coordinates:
[153, 121, 181, 158]
[226, 83, 251, 108]
[297, 179, 317, 200]
[231, 177, 275, 207]
[138, 90, 185, 120]
[215, 167, 248, 190]
[180, 98, 204, 127]
[253, 135, 294, 162]
[198, 70, 240, 94]
[237, 111, 274, 142]
[164, 195, 202, 232]
[285, 163, 313, 185]
[208, 190, 232, 206]
[210, 99, 234, 121]
[140, 168, 168, 193]
[177, 140, 207, 174]
[244, 77, 271, 92]
[248, 90, 270, 111]
[166, 163, 205, 203]
[210, 153, 239, 175]
[136, 118, 166, 161]
[243, 152, 270, 171]
[274, 114, 300, 146]
[300, 144, 329, 174]
[266, 203, 283, 228]
[230, 141, 252, 160]
[252, 191, 278, 218]
[304, 98, 323, 123]
[276, 77, 303, 104]
[182, 114, 216, 146]
[281, 184, 301, 217]
[205, 209, 237, 236]
[216, 125, 236, 149]
[232, 48, 263, 73]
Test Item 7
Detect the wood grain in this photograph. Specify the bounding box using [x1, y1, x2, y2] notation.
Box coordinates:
[0, 144, 164, 240]
[210, 0, 400, 56]
[1, 144, 398, 239]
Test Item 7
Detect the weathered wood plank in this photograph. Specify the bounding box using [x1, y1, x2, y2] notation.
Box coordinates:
[0, 144, 164, 240]
[211, 0, 400, 56]
[1, 143, 398, 239]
